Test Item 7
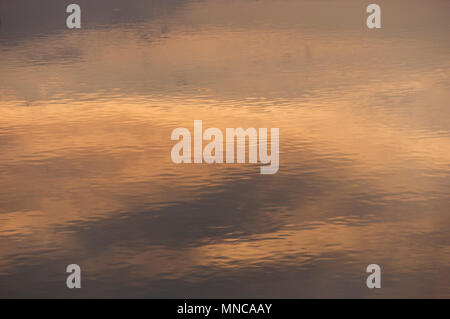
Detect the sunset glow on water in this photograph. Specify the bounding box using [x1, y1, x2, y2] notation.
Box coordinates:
[0, 0, 449, 298]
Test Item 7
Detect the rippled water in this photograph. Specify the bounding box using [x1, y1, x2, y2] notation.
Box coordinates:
[0, 0, 449, 298]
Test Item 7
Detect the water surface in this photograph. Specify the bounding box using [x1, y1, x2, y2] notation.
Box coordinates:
[0, 0, 449, 298]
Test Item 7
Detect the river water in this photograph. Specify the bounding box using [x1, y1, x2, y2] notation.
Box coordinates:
[0, 0, 449, 297]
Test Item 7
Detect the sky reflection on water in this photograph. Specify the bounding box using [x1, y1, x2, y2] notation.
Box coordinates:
[0, 0, 449, 298]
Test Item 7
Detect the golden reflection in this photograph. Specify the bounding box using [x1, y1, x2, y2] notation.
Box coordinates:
[0, 0, 449, 297]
